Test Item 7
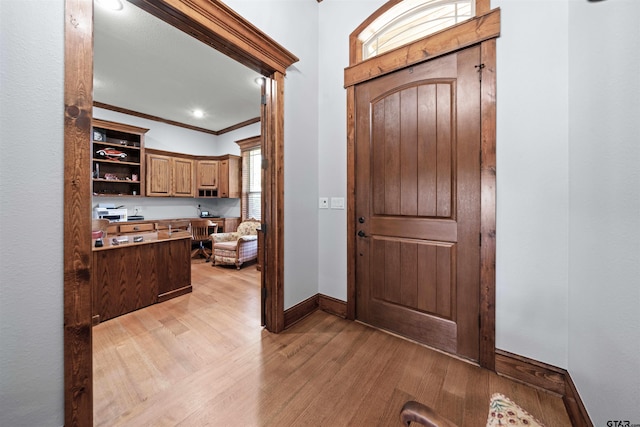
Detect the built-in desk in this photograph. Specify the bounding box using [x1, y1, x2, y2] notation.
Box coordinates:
[92, 229, 192, 324]
[92, 217, 239, 324]
[105, 216, 240, 236]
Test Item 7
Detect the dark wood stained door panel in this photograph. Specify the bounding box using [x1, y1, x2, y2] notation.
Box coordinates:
[355, 46, 481, 361]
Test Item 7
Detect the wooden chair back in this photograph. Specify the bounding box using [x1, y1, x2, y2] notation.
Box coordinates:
[191, 219, 217, 242]
[156, 220, 192, 238]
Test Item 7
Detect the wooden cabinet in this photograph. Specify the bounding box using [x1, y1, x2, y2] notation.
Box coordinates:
[118, 222, 155, 234]
[92, 119, 148, 197]
[147, 150, 239, 199]
[196, 160, 219, 197]
[223, 217, 240, 233]
[173, 157, 195, 197]
[93, 242, 158, 322]
[205, 217, 240, 233]
[92, 236, 191, 323]
[197, 156, 240, 198]
[146, 153, 171, 196]
[146, 152, 194, 197]
[156, 238, 192, 302]
[219, 155, 241, 198]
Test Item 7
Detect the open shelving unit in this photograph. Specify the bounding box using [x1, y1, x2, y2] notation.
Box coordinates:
[92, 118, 148, 197]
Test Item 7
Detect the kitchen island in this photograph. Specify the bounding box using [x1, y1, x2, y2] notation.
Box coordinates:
[92, 227, 192, 324]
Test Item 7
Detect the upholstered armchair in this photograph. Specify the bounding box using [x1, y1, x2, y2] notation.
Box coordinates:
[210, 219, 261, 269]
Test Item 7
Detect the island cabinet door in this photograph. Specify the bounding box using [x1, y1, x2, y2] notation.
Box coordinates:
[156, 238, 192, 302]
[93, 245, 158, 323]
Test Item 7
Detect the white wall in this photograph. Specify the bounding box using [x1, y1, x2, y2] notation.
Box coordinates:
[95, 106, 261, 157]
[3, 0, 639, 425]
[567, 0, 640, 424]
[0, 1, 65, 425]
[95, 107, 220, 155]
[492, 0, 570, 368]
[317, 0, 388, 300]
[224, 0, 321, 309]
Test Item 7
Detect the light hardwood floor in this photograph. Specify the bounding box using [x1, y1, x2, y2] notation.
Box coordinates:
[93, 262, 572, 426]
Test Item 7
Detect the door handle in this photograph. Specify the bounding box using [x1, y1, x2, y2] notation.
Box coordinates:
[357, 230, 367, 238]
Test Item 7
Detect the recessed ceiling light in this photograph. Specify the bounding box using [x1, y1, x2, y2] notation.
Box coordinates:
[192, 109, 205, 119]
[254, 77, 265, 86]
[96, 0, 123, 11]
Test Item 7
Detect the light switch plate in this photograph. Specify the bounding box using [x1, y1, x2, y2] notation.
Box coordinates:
[319, 197, 329, 209]
[331, 197, 345, 209]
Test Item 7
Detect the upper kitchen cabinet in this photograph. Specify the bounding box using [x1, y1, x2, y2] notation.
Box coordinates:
[92, 119, 148, 197]
[173, 157, 195, 197]
[196, 155, 241, 198]
[196, 160, 219, 197]
[147, 150, 240, 199]
[146, 150, 195, 197]
[218, 155, 241, 199]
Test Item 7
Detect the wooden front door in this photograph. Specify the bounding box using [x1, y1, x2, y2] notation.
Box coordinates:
[355, 46, 482, 361]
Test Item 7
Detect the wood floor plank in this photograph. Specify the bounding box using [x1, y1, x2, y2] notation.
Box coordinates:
[93, 262, 572, 426]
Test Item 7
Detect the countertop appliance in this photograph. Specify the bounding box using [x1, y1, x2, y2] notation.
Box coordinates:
[199, 211, 220, 218]
[94, 205, 128, 222]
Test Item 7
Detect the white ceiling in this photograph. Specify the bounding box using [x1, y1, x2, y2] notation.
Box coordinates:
[93, 0, 263, 133]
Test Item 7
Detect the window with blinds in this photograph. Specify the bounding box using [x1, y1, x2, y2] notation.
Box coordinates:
[242, 147, 261, 221]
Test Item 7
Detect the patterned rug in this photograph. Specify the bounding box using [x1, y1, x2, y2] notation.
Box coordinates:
[486, 393, 545, 427]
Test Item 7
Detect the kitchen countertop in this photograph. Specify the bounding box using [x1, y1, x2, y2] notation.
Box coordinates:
[92, 230, 191, 251]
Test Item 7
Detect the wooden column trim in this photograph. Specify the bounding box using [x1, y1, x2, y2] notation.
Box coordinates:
[129, 0, 298, 75]
[479, 38, 497, 370]
[64, 0, 93, 425]
[262, 72, 286, 333]
[346, 85, 357, 321]
[273, 72, 286, 333]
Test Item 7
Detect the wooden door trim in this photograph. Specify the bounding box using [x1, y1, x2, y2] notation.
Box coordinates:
[261, 72, 287, 332]
[479, 39, 497, 370]
[64, 0, 297, 424]
[129, 0, 298, 76]
[64, 0, 94, 424]
[345, 8, 499, 370]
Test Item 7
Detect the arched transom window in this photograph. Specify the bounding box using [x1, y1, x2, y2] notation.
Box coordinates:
[358, 0, 475, 60]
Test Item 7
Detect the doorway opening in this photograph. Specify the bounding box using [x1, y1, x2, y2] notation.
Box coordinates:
[63, 0, 297, 424]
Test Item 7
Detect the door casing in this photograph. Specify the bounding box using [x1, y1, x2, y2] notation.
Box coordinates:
[63, 0, 297, 424]
[345, 8, 500, 370]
